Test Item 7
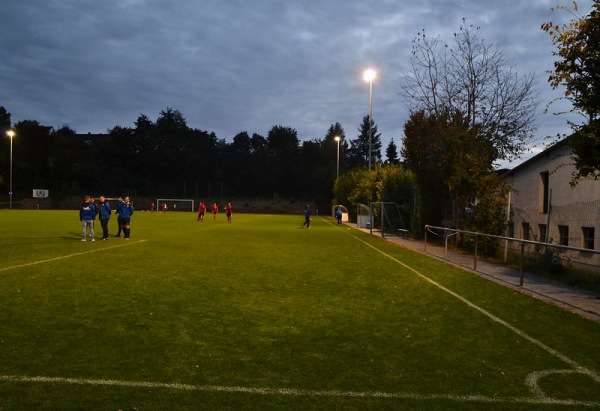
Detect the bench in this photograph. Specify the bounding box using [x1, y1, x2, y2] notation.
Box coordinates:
[397, 229, 410, 239]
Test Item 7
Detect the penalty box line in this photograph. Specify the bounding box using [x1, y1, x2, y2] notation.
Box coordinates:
[330, 221, 600, 384]
[0, 375, 599, 407]
[0, 240, 147, 273]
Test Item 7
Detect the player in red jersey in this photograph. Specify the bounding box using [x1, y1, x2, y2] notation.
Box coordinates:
[225, 202, 233, 223]
[211, 203, 219, 219]
[197, 202, 206, 221]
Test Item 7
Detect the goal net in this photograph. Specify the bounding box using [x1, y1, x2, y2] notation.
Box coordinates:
[156, 198, 195, 212]
[370, 202, 408, 237]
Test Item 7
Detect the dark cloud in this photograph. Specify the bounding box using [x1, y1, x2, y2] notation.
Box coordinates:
[1, 0, 587, 166]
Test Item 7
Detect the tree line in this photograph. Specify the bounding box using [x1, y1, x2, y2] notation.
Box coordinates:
[0, 106, 396, 209]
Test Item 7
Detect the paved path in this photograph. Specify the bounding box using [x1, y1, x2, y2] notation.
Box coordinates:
[357, 226, 600, 322]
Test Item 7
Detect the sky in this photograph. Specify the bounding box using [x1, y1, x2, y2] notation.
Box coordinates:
[0, 0, 589, 168]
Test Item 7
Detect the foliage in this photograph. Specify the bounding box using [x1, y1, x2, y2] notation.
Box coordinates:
[333, 164, 416, 225]
[403, 109, 497, 231]
[0, 106, 11, 132]
[523, 235, 567, 277]
[401, 19, 537, 162]
[543, 1, 600, 180]
[464, 174, 511, 256]
[348, 115, 382, 169]
[0, 105, 363, 206]
[385, 138, 399, 164]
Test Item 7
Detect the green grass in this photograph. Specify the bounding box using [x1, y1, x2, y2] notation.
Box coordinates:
[0, 210, 599, 410]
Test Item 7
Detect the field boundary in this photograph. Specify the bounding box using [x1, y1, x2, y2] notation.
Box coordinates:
[1, 375, 599, 407]
[0, 240, 147, 273]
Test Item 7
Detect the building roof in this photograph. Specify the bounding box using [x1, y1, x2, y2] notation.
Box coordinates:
[501, 136, 573, 178]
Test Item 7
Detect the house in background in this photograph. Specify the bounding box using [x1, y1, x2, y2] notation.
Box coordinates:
[502, 137, 600, 271]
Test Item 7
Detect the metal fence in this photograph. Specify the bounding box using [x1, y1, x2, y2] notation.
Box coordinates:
[424, 225, 600, 285]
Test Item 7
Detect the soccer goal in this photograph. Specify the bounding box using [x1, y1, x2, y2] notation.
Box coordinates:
[331, 204, 349, 223]
[156, 198, 195, 212]
[370, 202, 409, 238]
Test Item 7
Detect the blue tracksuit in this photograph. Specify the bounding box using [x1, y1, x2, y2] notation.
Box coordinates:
[100, 201, 111, 220]
[80, 202, 96, 221]
[119, 204, 134, 219]
[118, 203, 134, 239]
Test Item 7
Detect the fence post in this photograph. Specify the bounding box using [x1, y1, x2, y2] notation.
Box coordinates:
[520, 241, 525, 286]
[474, 234, 478, 270]
[444, 228, 448, 259]
[424, 225, 428, 253]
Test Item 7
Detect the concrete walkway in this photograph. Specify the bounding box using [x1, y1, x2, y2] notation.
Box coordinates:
[359, 226, 600, 322]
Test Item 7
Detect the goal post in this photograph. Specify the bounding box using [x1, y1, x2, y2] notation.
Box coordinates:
[156, 198, 195, 212]
[370, 202, 409, 238]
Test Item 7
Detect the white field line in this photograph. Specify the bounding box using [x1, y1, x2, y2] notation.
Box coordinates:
[331, 222, 600, 393]
[0, 240, 147, 273]
[0, 375, 599, 407]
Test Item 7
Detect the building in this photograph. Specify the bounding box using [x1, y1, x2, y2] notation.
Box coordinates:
[502, 138, 600, 270]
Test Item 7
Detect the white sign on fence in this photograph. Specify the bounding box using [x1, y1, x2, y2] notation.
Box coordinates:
[33, 189, 49, 198]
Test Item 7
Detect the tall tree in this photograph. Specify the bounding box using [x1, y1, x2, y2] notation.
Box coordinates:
[403, 109, 496, 229]
[0, 106, 12, 189]
[13, 120, 54, 191]
[401, 19, 538, 161]
[348, 115, 382, 169]
[385, 138, 399, 164]
[48, 125, 92, 193]
[266, 125, 300, 196]
[0, 106, 11, 133]
[543, 1, 600, 180]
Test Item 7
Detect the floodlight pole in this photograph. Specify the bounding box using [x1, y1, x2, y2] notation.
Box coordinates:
[368, 78, 373, 170]
[7, 130, 15, 209]
[363, 69, 376, 170]
[334, 136, 341, 181]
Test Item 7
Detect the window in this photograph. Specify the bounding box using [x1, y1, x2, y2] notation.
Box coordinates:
[539, 224, 547, 243]
[558, 225, 569, 246]
[582, 227, 595, 250]
[507, 222, 514, 238]
[539, 171, 549, 214]
[522, 222, 530, 240]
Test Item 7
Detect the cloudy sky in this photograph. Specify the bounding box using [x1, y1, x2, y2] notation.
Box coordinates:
[1, 0, 588, 168]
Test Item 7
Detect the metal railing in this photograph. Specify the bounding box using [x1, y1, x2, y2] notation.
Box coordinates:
[424, 225, 600, 286]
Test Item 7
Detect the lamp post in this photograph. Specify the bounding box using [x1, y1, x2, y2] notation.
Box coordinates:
[363, 69, 376, 170]
[6, 130, 15, 209]
[334, 136, 341, 181]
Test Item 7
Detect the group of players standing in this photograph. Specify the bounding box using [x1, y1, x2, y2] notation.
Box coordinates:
[80, 197, 231, 242]
[197, 202, 233, 223]
[80, 196, 134, 241]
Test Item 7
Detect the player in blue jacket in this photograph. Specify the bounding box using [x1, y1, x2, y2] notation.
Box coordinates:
[80, 195, 96, 241]
[98, 195, 111, 240]
[302, 204, 311, 229]
[115, 196, 125, 237]
[117, 196, 134, 239]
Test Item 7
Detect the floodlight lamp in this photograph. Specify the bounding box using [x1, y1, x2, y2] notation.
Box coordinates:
[363, 69, 376, 82]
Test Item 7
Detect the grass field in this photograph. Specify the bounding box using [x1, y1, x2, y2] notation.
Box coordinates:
[0, 209, 599, 410]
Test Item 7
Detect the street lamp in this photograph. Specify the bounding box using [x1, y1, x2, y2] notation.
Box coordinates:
[363, 69, 376, 170]
[6, 130, 15, 209]
[334, 136, 341, 181]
